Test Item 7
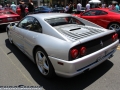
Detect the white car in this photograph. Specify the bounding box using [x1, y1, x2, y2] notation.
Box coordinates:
[6, 13, 119, 78]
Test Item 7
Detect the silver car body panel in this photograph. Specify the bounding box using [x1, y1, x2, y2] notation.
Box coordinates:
[7, 13, 119, 77]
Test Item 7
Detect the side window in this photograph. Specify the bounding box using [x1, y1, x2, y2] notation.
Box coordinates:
[100, 11, 108, 15]
[83, 10, 98, 16]
[40, 7, 44, 10]
[83, 11, 91, 16]
[18, 17, 34, 30]
[18, 18, 28, 29]
[32, 18, 42, 33]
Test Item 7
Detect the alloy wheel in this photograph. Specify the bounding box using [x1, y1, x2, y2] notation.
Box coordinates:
[108, 23, 120, 31]
[36, 51, 49, 75]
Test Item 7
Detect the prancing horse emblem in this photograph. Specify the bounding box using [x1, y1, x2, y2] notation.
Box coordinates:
[100, 40, 103, 46]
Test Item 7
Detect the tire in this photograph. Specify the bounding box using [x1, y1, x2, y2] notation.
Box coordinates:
[7, 30, 13, 44]
[35, 47, 55, 78]
[108, 23, 120, 32]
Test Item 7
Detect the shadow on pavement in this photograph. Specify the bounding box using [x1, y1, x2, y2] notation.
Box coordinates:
[0, 25, 7, 33]
[5, 39, 113, 90]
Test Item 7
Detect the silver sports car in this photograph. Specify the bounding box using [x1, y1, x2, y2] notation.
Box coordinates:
[6, 13, 119, 78]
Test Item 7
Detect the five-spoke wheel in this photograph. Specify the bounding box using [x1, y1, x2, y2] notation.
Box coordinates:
[108, 23, 120, 32]
[35, 48, 55, 78]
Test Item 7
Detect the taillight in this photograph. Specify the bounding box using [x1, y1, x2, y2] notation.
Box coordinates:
[71, 49, 78, 59]
[112, 33, 118, 41]
[115, 33, 118, 39]
[80, 47, 86, 56]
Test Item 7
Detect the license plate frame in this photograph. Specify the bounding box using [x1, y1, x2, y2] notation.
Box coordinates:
[7, 18, 13, 21]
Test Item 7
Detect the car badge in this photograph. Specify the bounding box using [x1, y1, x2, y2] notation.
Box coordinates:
[100, 40, 103, 46]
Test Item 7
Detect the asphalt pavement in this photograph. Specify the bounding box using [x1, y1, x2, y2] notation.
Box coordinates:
[0, 30, 120, 90]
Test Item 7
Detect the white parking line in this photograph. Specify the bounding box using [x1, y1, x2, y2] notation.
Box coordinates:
[0, 47, 35, 85]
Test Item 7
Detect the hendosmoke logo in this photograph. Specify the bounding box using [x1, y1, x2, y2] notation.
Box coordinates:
[0, 85, 45, 90]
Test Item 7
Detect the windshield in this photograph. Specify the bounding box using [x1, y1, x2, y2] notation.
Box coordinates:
[45, 17, 85, 26]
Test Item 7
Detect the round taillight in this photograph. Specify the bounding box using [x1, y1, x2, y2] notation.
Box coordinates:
[112, 35, 115, 41]
[71, 49, 78, 59]
[112, 33, 118, 41]
[115, 33, 118, 39]
[80, 47, 86, 56]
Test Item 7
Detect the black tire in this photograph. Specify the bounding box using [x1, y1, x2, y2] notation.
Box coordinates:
[7, 30, 13, 44]
[35, 47, 55, 78]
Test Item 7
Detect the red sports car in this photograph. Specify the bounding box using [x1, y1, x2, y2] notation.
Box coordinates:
[0, 10, 20, 26]
[73, 8, 120, 36]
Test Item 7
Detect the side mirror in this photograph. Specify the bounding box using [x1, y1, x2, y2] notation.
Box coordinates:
[10, 23, 15, 26]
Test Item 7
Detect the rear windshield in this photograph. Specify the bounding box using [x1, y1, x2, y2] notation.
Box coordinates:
[45, 17, 85, 26]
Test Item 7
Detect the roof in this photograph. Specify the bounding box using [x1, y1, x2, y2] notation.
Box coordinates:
[28, 13, 72, 19]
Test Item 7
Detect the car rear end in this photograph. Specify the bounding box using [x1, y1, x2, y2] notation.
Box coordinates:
[0, 11, 20, 25]
[49, 25, 119, 78]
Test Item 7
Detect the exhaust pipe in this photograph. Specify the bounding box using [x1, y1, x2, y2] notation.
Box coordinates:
[109, 55, 113, 59]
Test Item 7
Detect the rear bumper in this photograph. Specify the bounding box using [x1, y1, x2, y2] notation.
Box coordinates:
[49, 40, 119, 78]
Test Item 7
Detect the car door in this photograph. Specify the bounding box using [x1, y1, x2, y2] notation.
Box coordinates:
[12, 18, 29, 52]
[14, 17, 36, 53]
[94, 10, 108, 28]
[81, 10, 101, 25]
[22, 17, 43, 58]
[81, 10, 108, 27]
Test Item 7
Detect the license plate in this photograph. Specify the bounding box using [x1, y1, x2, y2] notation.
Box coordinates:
[97, 53, 105, 62]
[7, 18, 13, 21]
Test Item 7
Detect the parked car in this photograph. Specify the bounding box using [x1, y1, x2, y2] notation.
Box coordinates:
[72, 7, 86, 14]
[52, 7, 65, 13]
[73, 8, 120, 37]
[0, 10, 20, 26]
[6, 13, 119, 78]
[34, 6, 53, 13]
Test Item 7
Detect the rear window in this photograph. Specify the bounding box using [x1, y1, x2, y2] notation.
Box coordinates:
[45, 17, 85, 26]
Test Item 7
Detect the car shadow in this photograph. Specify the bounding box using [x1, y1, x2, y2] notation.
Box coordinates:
[0, 25, 7, 33]
[5, 39, 114, 90]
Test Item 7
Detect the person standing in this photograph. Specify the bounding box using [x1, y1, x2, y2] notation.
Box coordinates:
[28, 0, 34, 14]
[64, 3, 69, 13]
[67, 2, 73, 14]
[0, 4, 2, 10]
[115, 3, 119, 11]
[86, 2, 90, 11]
[77, 1, 82, 14]
[119, 4, 120, 10]
[19, 1, 26, 18]
[10, 2, 17, 13]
